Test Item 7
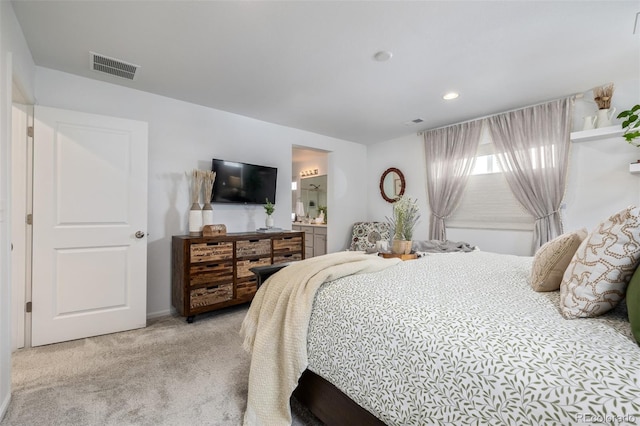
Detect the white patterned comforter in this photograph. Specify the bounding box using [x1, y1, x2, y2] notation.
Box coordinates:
[306, 251, 640, 425]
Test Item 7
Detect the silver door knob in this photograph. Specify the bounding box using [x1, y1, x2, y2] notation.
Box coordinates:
[135, 231, 146, 239]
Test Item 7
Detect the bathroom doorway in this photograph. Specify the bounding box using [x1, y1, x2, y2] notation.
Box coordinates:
[292, 147, 329, 222]
[292, 147, 329, 258]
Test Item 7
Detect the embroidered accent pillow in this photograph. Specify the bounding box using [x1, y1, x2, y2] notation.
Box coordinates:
[560, 206, 640, 319]
[530, 228, 588, 292]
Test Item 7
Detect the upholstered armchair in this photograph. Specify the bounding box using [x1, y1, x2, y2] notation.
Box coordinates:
[348, 222, 391, 252]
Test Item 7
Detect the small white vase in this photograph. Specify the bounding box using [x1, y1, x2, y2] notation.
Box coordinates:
[596, 107, 616, 128]
[202, 203, 214, 227]
[188, 203, 202, 236]
[265, 214, 274, 229]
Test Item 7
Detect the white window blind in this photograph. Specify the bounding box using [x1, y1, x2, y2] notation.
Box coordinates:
[446, 125, 534, 231]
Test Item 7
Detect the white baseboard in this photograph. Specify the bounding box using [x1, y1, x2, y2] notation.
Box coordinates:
[0, 392, 10, 422]
[146, 309, 172, 320]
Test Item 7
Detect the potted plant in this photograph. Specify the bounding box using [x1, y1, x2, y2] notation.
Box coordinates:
[618, 104, 640, 146]
[386, 196, 420, 254]
[264, 198, 275, 228]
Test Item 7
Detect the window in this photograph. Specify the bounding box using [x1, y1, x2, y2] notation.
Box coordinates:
[446, 125, 534, 231]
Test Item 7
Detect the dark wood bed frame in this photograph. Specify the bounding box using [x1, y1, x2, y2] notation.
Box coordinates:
[293, 369, 386, 426]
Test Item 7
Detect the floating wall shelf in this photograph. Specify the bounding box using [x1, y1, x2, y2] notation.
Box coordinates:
[570, 125, 624, 143]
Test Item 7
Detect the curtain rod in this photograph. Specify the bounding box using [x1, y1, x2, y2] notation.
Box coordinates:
[416, 93, 581, 136]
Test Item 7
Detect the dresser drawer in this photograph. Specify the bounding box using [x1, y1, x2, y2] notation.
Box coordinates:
[190, 242, 233, 262]
[273, 236, 303, 253]
[190, 283, 233, 309]
[274, 253, 302, 264]
[236, 239, 271, 257]
[190, 262, 233, 286]
[237, 257, 271, 278]
[236, 277, 258, 299]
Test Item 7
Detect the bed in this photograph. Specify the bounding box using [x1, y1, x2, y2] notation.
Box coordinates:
[242, 249, 640, 425]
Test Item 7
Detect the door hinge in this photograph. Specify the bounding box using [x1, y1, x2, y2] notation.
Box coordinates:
[26, 213, 33, 225]
[27, 126, 34, 138]
[26, 302, 32, 313]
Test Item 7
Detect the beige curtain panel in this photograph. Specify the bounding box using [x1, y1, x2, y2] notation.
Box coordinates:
[486, 97, 573, 251]
[423, 120, 483, 240]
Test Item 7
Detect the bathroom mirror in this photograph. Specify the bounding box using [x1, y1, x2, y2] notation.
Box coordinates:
[379, 167, 405, 203]
[300, 175, 327, 218]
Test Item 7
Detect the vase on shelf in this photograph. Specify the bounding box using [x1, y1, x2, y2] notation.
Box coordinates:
[596, 107, 616, 128]
[582, 116, 597, 131]
[265, 214, 274, 229]
[202, 203, 214, 228]
[188, 203, 202, 236]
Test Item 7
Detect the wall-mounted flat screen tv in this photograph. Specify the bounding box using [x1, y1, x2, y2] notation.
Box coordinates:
[211, 159, 277, 205]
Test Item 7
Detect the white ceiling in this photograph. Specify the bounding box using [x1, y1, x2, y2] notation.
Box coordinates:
[11, 1, 640, 145]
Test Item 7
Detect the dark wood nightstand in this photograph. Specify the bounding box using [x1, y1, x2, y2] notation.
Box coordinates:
[249, 262, 294, 288]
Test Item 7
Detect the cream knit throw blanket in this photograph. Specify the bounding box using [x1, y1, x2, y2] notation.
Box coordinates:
[240, 251, 401, 426]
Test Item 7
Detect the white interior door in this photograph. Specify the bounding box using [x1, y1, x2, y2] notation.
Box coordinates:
[32, 105, 148, 346]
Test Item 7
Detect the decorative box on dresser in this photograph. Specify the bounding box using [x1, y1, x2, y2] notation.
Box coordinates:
[172, 231, 304, 322]
[292, 224, 327, 258]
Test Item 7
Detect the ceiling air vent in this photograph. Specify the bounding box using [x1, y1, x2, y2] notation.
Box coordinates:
[90, 52, 139, 80]
[403, 118, 425, 126]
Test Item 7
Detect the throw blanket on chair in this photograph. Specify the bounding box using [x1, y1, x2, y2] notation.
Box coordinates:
[240, 251, 401, 426]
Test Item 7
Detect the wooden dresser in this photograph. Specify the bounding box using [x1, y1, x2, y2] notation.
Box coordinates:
[172, 231, 304, 322]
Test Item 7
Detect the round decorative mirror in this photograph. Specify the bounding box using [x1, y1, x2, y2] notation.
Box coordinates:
[379, 167, 405, 203]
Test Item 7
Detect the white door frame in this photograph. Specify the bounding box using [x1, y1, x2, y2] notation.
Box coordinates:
[10, 102, 32, 350]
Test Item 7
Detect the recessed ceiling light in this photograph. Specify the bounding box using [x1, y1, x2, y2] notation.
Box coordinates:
[373, 51, 393, 62]
[443, 92, 459, 100]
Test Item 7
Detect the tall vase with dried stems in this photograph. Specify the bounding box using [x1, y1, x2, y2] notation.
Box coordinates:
[188, 169, 203, 236]
[593, 83, 616, 128]
[202, 170, 216, 228]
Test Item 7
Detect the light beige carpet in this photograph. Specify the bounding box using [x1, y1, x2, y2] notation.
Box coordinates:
[0, 305, 322, 426]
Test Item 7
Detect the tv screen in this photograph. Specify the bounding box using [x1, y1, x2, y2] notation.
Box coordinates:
[211, 159, 277, 205]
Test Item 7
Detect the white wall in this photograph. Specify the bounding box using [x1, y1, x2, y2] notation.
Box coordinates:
[367, 133, 430, 240]
[367, 78, 640, 256]
[292, 151, 329, 179]
[34, 67, 367, 318]
[562, 80, 640, 235]
[0, 1, 36, 420]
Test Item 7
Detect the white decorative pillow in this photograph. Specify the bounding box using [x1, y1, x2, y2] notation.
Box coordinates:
[560, 206, 640, 319]
[530, 228, 588, 292]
